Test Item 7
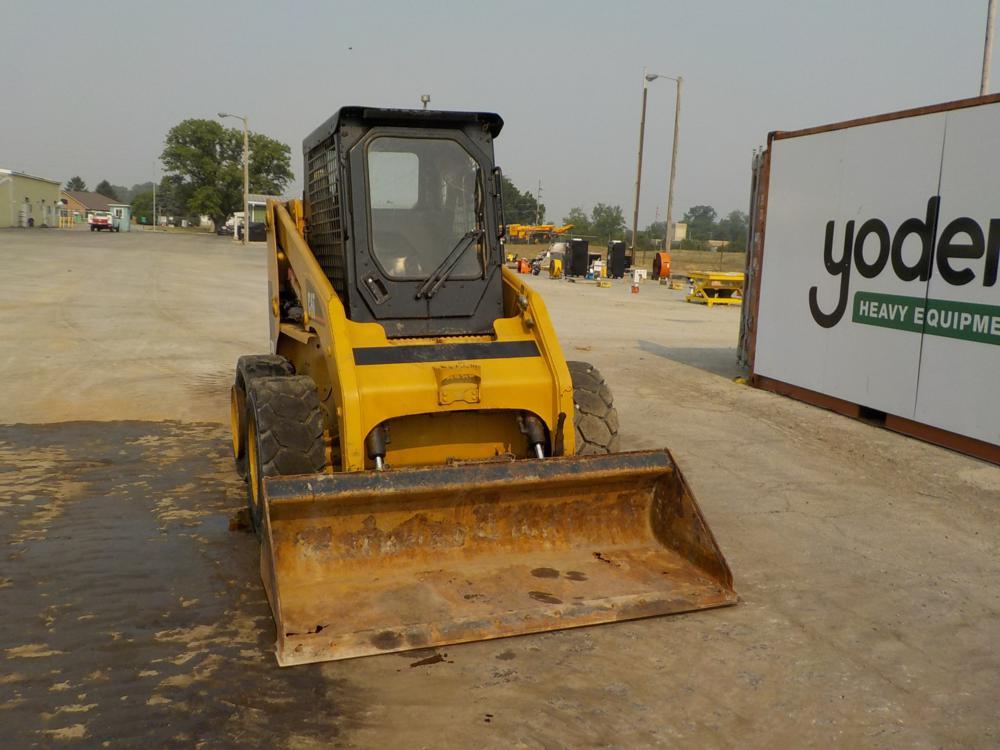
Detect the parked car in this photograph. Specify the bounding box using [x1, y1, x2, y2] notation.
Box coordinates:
[216, 223, 234, 236]
[237, 222, 266, 242]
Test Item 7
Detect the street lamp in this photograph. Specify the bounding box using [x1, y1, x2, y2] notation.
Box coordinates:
[219, 111, 249, 246]
[629, 70, 682, 253]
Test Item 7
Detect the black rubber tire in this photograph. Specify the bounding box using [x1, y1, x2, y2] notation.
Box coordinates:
[567, 361, 620, 455]
[231, 354, 294, 479]
[245, 376, 327, 539]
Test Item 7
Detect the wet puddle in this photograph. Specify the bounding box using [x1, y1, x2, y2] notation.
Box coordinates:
[0, 421, 362, 747]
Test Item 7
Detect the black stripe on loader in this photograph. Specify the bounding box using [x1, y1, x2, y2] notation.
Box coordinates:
[352, 340, 540, 366]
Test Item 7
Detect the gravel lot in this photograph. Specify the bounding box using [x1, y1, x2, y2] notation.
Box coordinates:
[1, 228, 998, 749]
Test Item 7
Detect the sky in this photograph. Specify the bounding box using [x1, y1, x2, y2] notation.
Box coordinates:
[1, 0, 996, 226]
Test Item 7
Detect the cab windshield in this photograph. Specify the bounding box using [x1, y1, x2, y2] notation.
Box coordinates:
[366, 136, 484, 280]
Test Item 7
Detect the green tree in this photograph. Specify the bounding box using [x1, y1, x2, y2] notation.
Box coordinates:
[682, 205, 718, 241]
[562, 207, 591, 236]
[501, 176, 544, 224]
[160, 118, 293, 228]
[95, 180, 120, 201]
[716, 210, 749, 251]
[108, 182, 155, 205]
[131, 191, 154, 224]
[591, 203, 626, 242]
[109, 184, 131, 202]
[129, 181, 155, 198]
[65, 176, 87, 192]
[639, 220, 667, 249]
[153, 176, 186, 224]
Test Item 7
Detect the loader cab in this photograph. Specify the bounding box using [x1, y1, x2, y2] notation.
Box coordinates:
[303, 107, 506, 337]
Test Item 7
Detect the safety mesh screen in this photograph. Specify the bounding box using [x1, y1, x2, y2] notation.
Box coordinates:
[305, 138, 347, 299]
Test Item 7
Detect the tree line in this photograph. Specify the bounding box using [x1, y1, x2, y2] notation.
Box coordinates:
[559, 203, 748, 252]
[64, 176, 154, 205]
[66, 119, 747, 247]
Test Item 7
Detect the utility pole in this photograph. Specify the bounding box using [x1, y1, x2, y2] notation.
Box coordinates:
[631, 69, 680, 251]
[983, 0, 997, 95]
[535, 179, 542, 224]
[630, 69, 651, 252]
[243, 121, 249, 246]
[664, 76, 683, 253]
[220, 112, 250, 246]
[152, 161, 157, 231]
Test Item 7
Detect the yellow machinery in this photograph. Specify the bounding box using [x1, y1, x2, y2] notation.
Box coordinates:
[229, 107, 735, 665]
[549, 257, 563, 278]
[686, 271, 745, 307]
[507, 223, 574, 243]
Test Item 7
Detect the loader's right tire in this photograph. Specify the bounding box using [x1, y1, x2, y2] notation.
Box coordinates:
[568, 361, 620, 455]
[231, 354, 294, 480]
[245, 376, 327, 539]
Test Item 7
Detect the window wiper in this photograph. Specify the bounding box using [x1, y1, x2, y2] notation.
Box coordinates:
[416, 229, 484, 299]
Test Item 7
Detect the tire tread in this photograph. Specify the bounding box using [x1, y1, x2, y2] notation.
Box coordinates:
[567, 360, 620, 455]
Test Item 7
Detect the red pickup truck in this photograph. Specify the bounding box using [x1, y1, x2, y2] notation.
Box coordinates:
[88, 212, 118, 232]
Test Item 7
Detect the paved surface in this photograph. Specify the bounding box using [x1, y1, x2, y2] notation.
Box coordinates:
[0, 228, 266, 425]
[1, 229, 999, 748]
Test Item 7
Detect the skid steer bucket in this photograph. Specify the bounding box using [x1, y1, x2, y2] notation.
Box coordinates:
[260, 449, 736, 666]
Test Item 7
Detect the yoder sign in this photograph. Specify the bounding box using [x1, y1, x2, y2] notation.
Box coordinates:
[809, 195, 1000, 345]
[753, 99, 1000, 447]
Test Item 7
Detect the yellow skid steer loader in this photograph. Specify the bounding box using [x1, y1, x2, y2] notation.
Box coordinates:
[230, 107, 736, 666]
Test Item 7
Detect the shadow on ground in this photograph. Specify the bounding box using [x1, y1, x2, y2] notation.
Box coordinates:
[637, 340, 745, 379]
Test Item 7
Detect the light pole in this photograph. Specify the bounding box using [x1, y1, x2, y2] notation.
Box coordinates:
[421, 94, 431, 110]
[983, 0, 997, 95]
[630, 70, 682, 253]
[630, 69, 654, 252]
[663, 75, 683, 253]
[219, 112, 249, 246]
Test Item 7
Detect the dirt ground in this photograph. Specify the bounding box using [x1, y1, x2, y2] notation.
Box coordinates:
[1, 229, 998, 749]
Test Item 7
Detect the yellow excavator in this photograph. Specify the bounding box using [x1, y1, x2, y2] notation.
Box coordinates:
[229, 107, 736, 666]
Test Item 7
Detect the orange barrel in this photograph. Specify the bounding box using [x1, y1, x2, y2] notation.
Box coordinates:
[653, 252, 671, 279]
[517, 258, 530, 273]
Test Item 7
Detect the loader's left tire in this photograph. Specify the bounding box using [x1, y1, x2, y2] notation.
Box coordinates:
[231, 354, 295, 480]
[245, 375, 327, 539]
[567, 361, 620, 455]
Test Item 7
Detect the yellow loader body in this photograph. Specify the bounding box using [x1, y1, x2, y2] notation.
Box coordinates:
[242, 200, 736, 665]
[232, 108, 734, 665]
[266, 200, 575, 471]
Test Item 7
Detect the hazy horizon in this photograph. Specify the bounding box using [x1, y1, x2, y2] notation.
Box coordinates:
[1, 0, 995, 226]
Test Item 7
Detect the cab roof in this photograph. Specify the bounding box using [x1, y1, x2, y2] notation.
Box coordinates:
[303, 107, 504, 154]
